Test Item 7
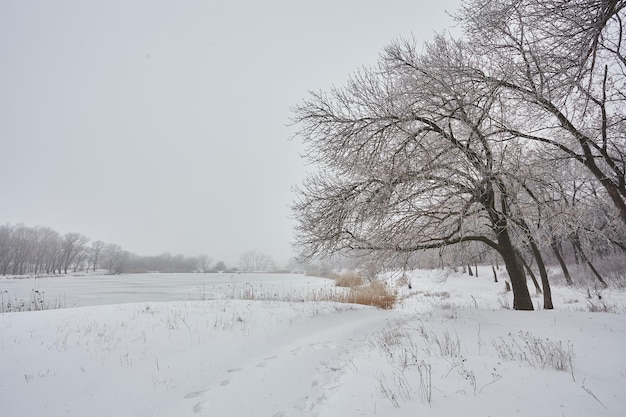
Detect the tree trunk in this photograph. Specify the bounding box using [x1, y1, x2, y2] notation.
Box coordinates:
[514, 246, 540, 294]
[514, 215, 553, 309]
[584, 256, 608, 288]
[551, 241, 573, 285]
[492, 264, 498, 282]
[498, 231, 534, 310]
[529, 241, 553, 310]
[521, 258, 542, 294]
[571, 238, 582, 265]
[572, 238, 608, 288]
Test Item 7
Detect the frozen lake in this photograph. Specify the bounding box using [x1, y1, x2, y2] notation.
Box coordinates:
[0, 273, 335, 309]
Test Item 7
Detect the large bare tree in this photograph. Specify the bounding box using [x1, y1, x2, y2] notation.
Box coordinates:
[293, 36, 536, 310]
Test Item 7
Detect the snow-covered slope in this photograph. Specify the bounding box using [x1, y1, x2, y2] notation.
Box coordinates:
[1, 270, 624, 416]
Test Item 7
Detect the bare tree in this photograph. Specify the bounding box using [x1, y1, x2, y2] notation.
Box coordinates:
[239, 251, 275, 272]
[102, 243, 126, 274]
[292, 36, 536, 309]
[0, 224, 12, 275]
[9, 225, 36, 275]
[88, 240, 106, 272]
[0, 224, 63, 275]
[59, 233, 89, 274]
[197, 254, 212, 272]
[214, 260, 227, 272]
[32, 227, 61, 275]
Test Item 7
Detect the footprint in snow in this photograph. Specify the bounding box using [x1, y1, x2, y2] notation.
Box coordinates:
[184, 390, 208, 399]
[219, 379, 230, 386]
[290, 347, 303, 356]
[257, 354, 278, 367]
[227, 367, 243, 373]
[193, 400, 209, 413]
[309, 341, 336, 351]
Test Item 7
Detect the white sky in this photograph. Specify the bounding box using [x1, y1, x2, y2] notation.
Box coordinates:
[0, 0, 461, 266]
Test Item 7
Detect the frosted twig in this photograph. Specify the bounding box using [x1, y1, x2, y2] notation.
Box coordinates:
[581, 379, 607, 409]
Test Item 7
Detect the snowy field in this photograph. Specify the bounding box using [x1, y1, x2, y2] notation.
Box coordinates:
[1, 269, 625, 416]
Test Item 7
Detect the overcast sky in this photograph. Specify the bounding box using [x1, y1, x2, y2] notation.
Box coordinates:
[0, 0, 461, 266]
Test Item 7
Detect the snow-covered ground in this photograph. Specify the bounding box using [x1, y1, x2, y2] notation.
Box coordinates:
[1, 270, 625, 416]
[0, 272, 336, 309]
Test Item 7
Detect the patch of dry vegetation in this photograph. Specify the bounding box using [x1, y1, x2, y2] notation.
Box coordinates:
[231, 279, 398, 310]
[333, 271, 364, 288]
[307, 281, 398, 309]
[342, 282, 397, 309]
[225, 268, 396, 309]
[492, 331, 575, 374]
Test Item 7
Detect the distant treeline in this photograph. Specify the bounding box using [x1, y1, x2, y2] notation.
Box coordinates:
[0, 223, 218, 276]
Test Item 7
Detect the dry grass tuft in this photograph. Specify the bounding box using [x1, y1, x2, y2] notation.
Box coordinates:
[334, 271, 364, 288]
[492, 331, 574, 374]
[586, 298, 618, 313]
[344, 282, 397, 309]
